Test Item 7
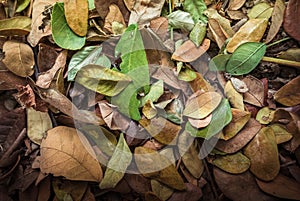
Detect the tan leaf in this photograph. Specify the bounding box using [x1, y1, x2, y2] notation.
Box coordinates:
[183, 91, 222, 119]
[256, 174, 300, 200]
[142, 100, 157, 119]
[208, 18, 227, 48]
[189, 72, 214, 93]
[94, 0, 128, 19]
[244, 127, 280, 181]
[226, 10, 247, 20]
[0, 16, 31, 36]
[188, 114, 212, 129]
[270, 124, 293, 144]
[64, 0, 88, 36]
[104, 4, 126, 34]
[149, 17, 169, 41]
[227, 0, 246, 10]
[171, 39, 210, 62]
[243, 75, 265, 107]
[40, 126, 103, 182]
[2, 41, 34, 77]
[274, 75, 300, 106]
[224, 81, 244, 110]
[226, 18, 268, 53]
[123, 0, 135, 11]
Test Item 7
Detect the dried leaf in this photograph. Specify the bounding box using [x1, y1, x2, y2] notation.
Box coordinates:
[104, 4, 126, 34]
[247, 2, 273, 19]
[0, 70, 27, 90]
[14, 84, 36, 108]
[151, 180, 173, 201]
[283, 0, 300, 42]
[256, 107, 275, 124]
[228, 0, 246, 10]
[100, 134, 132, 189]
[224, 81, 244, 110]
[265, 0, 285, 43]
[274, 75, 300, 106]
[40, 126, 103, 181]
[226, 18, 268, 53]
[183, 91, 222, 119]
[167, 10, 195, 32]
[213, 152, 250, 174]
[270, 124, 293, 144]
[188, 114, 212, 129]
[64, 0, 88, 36]
[0, 16, 31, 36]
[243, 75, 265, 107]
[38, 43, 59, 72]
[149, 17, 169, 41]
[189, 72, 214, 93]
[278, 48, 300, 61]
[142, 100, 157, 119]
[244, 127, 280, 181]
[2, 40, 34, 77]
[172, 38, 210, 62]
[230, 77, 248, 93]
[207, 18, 227, 48]
[168, 183, 202, 201]
[52, 178, 88, 201]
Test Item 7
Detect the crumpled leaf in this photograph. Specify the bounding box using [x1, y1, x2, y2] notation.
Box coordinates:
[100, 134, 132, 189]
[183, 91, 222, 119]
[40, 126, 103, 182]
[129, 0, 165, 27]
[2, 40, 34, 77]
[151, 180, 173, 201]
[212, 152, 250, 174]
[172, 38, 210, 62]
[226, 42, 267, 75]
[64, 0, 88, 36]
[256, 107, 275, 124]
[140, 80, 164, 107]
[224, 81, 244, 110]
[274, 75, 300, 106]
[75, 64, 132, 96]
[168, 10, 195, 32]
[134, 147, 186, 190]
[283, 0, 300, 42]
[0, 16, 31, 36]
[244, 127, 280, 181]
[51, 2, 86, 50]
[183, 0, 207, 23]
[247, 2, 273, 19]
[226, 18, 268, 53]
[27, 107, 52, 145]
[271, 124, 293, 144]
[242, 75, 265, 107]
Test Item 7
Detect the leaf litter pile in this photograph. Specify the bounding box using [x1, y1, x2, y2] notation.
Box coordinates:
[1, 0, 300, 200]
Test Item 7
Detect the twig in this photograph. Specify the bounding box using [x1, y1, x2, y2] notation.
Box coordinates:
[203, 158, 219, 200]
[262, 56, 300, 69]
[266, 37, 291, 48]
[1, 128, 26, 160]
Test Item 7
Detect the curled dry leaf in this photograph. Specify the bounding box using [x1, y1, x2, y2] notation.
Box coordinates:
[243, 75, 265, 107]
[283, 0, 300, 42]
[172, 38, 210, 62]
[244, 127, 280, 181]
[226, 18, 268, 53]
[0, 16, 31, 36]
[2, 41, 34, 77]
[274, 75, 300, 106]
[40, 126, 103, 182]
[224, 81, 244, 110]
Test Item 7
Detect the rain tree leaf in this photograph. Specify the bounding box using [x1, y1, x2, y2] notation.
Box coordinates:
[51, 2, 86, 50]
[140, 80, 164, 107]
[99, 134, 132, 189]
[247, 2, 273, 19]
[111, 24, 150, 121]
[64, 0, 88, 36]
[283, 0, 300, 42]
[183, 0, 207, 24]
[40, 126, 103, 182]
[186, 99, 232, 139]
[2, 40, 34, 77]
[75, 64, 132, 96]
[0, 16, 31, 36]
[168, 10, 195, 32]
[16, 0, 30, 12]
[274, 75, 300, 106]
[67, 46, 111, 81]
[226, 42, 266, 75]
[209, 54, 231, 71]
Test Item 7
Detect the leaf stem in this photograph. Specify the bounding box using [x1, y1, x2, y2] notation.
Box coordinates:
[168, 0, 174, 41]
[262, 56, 300, 69]
[266, 37, 291, 48]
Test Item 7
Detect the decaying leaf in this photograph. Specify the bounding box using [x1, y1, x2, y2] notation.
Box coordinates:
[256, 107, 275, 124]
[0, 70, 27, 90]
[224, 81, 244, 110]
[274, 75, 300, 106]
[230, 77, 248, 93]
[0, 16, 31, 36]
[243, 75, 265, 107]
[40, 126, 103, 182]
[283, 0, 300, 42]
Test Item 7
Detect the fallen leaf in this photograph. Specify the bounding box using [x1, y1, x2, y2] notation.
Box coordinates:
[230, 77, 248, 93]
[151, 180, 173, 201]
[283, 0, 300, 42]
[227, 0, 246, 10]
[265, 0, 285, 43]
[216, 118, 261, 153]
[13, 84, 36, 108]
[52, 178, 88, 201]
[183, 91, 222, 119]
[124, 174, 151, 194]
[256, 174, 300, 200]
[64, 0, 88, 36]
[99, 134, 132, 189]
[183, 0, 207, 23]
[0, 16, 31, 36]
[274, 75, 300, 106]
[189, 72, 214, 93]
[213, 152, 250, 174]
[140, 80, 164, 106]
[145, 192, 162, 201]
[16, 0, 30, 13]
[142, 100, 157, 119]
[226, 10, 247, 20]
[247, 2, 273, 19]
[224, 81, 244, 110]
[134, 147, 186, 190]
[149, 17, 169, 41]
[244, 127, 280, 181]
[278, 48, 300, 61]
[209, 54, 231, 72]
[0, 70, 27, 90]
[178, 67, 197, 82]
[104, 4, 126, 34]
[167, 10, 195, 32]
[256, 107, 275, 124]
[37, 43, 59, 72]
[270, 124, 293, 144]
[207, 18, 227, 48]
[189, 22, 206, 46]
[40, 126, 103, 182]
[226, 18, 268, 53]
[172, 38, 210, 62]
[2, 40, 34, 77]
[168, 183, 202, 201]
[188, 114, 212, 129]
[243, 75, 265, 107]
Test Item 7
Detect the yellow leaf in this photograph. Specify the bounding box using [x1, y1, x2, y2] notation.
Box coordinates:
[224, 81, 244, 110]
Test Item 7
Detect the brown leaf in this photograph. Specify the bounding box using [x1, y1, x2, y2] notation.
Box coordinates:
[37, 43, 59, 73]
[226, 18, 268, 53]
[216, 118, 261, 154]
[0, 70, 27, 90]
[145, 192, 162, 201]
[265, 0, 285, 43]
[188, 114, 212, 129]
[224, 81, 244, 110]
[271, 124, 293, 144]
[94, 0, 128, 19]
[227, 0, 246, 10]
[244, 127, 280, 181]
[40, 126, 103, 182]
[149, 17, 169, 41]
[124, 174, 151, 194]
[104, 4, 126, 34]
[172, 39, 210, 62]
[189, 72, 214, 93]
[168, 183, 202, 201]
[283, 0, 300, 42]
[243, 75, 265, 107]
[151, 180, 173, 201]
[256, 107, 275, 124]
[208, 18, 227, 48]
[52, 178, 88, 201]
[0, 16, 31, 36]
[2, 41, 34, 77]
[256, 174, 300, 200]
[13, 84, 36, 108]
[274, 75, 300, 106]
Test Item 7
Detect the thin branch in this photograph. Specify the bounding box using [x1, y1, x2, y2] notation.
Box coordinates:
[262, 56, 300, 69]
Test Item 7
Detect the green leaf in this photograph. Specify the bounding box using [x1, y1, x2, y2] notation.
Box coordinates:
[248, 2, 273, 19]
[111, 24, 149, 121]
[178, 67, 197, 81]
[88, 0, 95, 10]
[16, 0, 31, 12]
[140, 80, 164, 107]
[167, 10, 195, 32]
[75, 64, 132, 96]
[68, 46, 111, 81]
[189, 22, 207, 47]
[183, 0, 208, 24]
[209, 54, 231, 71]
[0, 16, 31, 36]
[186, 99, 232, 139]
[226, 42, 266, 75]
[51, 2, 86, 50]
[99, 133, 132, 189]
